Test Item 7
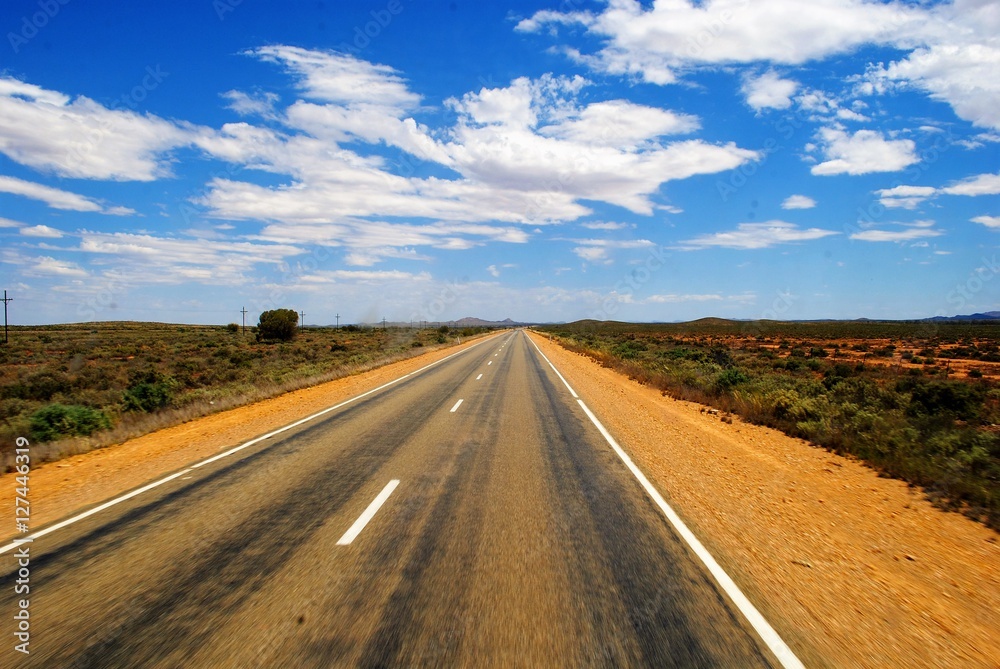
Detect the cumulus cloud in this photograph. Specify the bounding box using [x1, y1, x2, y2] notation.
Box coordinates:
[876, 185, 937, 209]
[781, 194, 817, 209]
[743, 71, 799, 111]
[519, 0, 923, 82]
[875, 172, 1000, 210]
[811, 128, 919, 176]
[941, 171, 1000, 196]
[522, 0, 1000, 133]
[20, 224, 64, 238]
[680, 220, 839, 250]
[197, 56, 758, 241]
[0, 77, 198, 181]
[539, 99, 700, 145]
[972, 215, 1000, 229]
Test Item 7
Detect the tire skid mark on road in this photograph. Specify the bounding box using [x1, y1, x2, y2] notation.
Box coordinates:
[12, 342, 504, 668]
[0, 335, 504, 557]
[47, 400, 453, 669]
[355, 428, 496, 666]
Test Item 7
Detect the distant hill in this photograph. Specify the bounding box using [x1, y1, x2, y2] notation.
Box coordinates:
[925, 311, 1000, 322]
[448, 316, 520, 327]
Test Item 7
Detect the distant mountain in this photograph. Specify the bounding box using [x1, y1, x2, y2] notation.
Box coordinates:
[925, 311, 1000, 322]
[448, 316, 520, 327]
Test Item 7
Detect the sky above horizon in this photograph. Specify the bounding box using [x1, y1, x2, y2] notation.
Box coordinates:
[1, 0, 998, 326]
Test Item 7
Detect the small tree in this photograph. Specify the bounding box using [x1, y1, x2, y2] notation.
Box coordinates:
[257, 308, 298, 342]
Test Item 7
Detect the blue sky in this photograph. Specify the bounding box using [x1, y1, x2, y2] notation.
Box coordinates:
[1, 0, 998, 325]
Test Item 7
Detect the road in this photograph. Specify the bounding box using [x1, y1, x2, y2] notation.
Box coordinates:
[2, 331, 792, 667]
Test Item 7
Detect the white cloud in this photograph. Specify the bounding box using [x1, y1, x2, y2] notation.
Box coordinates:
[870, 43, 1000, 131]
[811, 128, 919, 176]
[781, 194, 816, 210]
[680, 220, 838, 250]
[0, 217, 24, 228]
[850, 219, 943, 242]
[75, 231, 304, 285]
[941, 172, 1000, 196]
[0, 175, 135, 214]
[222, 89, 280, 118]
[972, 215, 1000, 229]
[876, 184, 937, 209]
[249, 46, 420, 110]
[580, 221, 634, 230]
[570, 237, 654, 263]
[872, 172, 1000, 211]
[519, 0, 923, 83]
[646, 293, 722, 303]
[24, 255, 89, 278]
[524, 0, 1000, 134]
[20, 224, 63, 238]
[486, 264, 500, 277]
[644, 292, 756, 304]
[540, 99, 699, 145]
[198, 61, 757, 228]
[0, 77, 198, 181]
[743, 71, 799, 111]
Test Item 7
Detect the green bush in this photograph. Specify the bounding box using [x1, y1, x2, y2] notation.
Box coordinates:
[257, 308, 299, 342]
[123, 370, 178, 413]
[29, 404, 112, 442]
[715, 368, 749, 391]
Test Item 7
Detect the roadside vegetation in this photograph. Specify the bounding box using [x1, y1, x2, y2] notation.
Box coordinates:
[0, 322, 490, 469]
[538, 319, 1000, 529]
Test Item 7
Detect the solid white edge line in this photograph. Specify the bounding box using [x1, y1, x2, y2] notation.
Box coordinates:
[527, 333, 804, 669]
[574, 400, 804, 669]
[450, 399, 464, 413]
[0, 335, 501, 555]
[336, 479, 400, 545]
[0, 468, 192, 554]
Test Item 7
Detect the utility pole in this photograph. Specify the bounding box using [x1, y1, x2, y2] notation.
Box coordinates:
[300, 311, 305, 328]
[381, 317, 387, 330]
[1, 290, 11, 344]
[335, 314, 339, 329]
[240, 306, 248, 335]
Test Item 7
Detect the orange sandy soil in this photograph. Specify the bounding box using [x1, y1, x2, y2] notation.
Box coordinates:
[528, 331, 999, 669]
[4, 330, 998, 667]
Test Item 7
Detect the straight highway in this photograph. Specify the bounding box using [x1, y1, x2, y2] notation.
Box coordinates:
[1, 331, 794, 667]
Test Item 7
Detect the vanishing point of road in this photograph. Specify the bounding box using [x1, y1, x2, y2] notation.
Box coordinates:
[1, 331, 803, 667]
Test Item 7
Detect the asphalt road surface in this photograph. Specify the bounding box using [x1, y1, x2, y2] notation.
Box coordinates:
[2, 331, 792, 668]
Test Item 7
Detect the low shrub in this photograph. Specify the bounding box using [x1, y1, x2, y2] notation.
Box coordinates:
[29, 404, 112, 442]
